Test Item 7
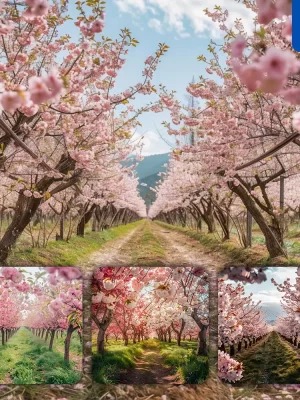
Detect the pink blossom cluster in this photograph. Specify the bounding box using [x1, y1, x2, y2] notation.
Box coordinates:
[231, 45, 300, 94]
[218, 350, 243, 382]
[1, 71, 63, 114]
[76, 12, 105, 37]
[92, 266, 209, 349]
[44, 267, 82, 282]
[23, 0, 49, 19]
[256, 0, 291, 25]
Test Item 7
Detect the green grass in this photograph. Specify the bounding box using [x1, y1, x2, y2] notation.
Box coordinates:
[7, 221, 141, 266]
[157, 340, 209, 384]
[131, 220, 165, 265]
[155, 221, 300, 266]
[235, 331, 300, 385]
[92, 340, 146, 384]
[0, 327, 81, 384]
[53, 331, 82, 356]
[92, 338, 208, 384]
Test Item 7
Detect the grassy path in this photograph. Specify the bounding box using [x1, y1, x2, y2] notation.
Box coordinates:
[85, 220, 226, 268]
[7, 221, 141, 266]
[118, 346, 174, 384]
[93, 339, 209, 385]
[235, 331, 300, 385]
[0, 327, 81, 384]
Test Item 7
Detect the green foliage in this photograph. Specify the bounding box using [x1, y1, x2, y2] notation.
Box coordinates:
[157, 340, 208, 383]
[131, 221, 165, 265]
[36, 351, 70, 370]
[44, 368, 81, 384]
[177, 355, 209, 384]
[11, 359, 37, 384]
[236, 332, 300, 385]
[0, 328, 81, 384]
[92, 341, 145, 384]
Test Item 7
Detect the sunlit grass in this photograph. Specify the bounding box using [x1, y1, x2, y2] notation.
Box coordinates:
[0, 327, 81, 384]
[236, 331, 300, 385]
[92, 337, 208, 384]
[7, 221, 142, 266]
[92, 340, 146, 384]
[155, 221, 300, 266]
[130, 220, 165, 265]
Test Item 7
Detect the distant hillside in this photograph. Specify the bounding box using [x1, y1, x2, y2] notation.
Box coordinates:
[133, 153, 169, 208]
[135, 153, 169, 181]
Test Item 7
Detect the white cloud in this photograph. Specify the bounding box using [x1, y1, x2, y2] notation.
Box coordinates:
[114, 0, 255, 38]
[268, 267, 297, 284]
[132, 130, 172, 155]
[148, 18, 164, 34]
[114, 0, 146, 13]
[252, 290, 283, 305]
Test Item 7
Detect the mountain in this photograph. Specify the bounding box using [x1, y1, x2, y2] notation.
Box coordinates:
[134, 153, 170, 208]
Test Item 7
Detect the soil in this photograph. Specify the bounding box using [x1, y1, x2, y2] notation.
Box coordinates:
[83, 224, 143, 271]
[85, 221, 227, 269]
[118, 348, 177, 385]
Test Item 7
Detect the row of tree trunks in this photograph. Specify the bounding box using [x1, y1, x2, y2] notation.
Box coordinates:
[219, 335, 266, 356]
[30, 324, 78, 363]
[1, 327, 18, 345]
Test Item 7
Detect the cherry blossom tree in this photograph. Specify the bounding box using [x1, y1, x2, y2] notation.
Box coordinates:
[272, 267, 300, 348]
[0, 0, 169, 262]
[0, 266, 82, 363]
[92, 266, 209, 356]
[218, 278, 269, 382]
[149, 0, 300, 259]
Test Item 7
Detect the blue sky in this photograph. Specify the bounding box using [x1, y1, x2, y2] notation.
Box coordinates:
[228, 267, 298, 321]
[63, 0, 254, 155]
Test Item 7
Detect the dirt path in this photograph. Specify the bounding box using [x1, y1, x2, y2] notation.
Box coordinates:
[118, 347, 175, 384]
[150, 222, 227, 268]
[83, 224, 144, 271]
[85, 221, 227, 269]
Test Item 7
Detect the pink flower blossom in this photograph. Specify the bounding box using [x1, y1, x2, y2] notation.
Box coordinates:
[1, 91, 27, 113]
[57, 267, 82, 281]
[237, 64, 263, 92]
[256, 0, 277, 25]
[260, 47, 289, 81]
[91, 19, 105, 33]
[24, 0, 49, 17]
[231, 36, 247, 58]
[28, 72, 63, 105]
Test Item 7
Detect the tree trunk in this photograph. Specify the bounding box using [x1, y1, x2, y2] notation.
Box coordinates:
[0, 193, 44, 263]
[229, 180, 286, 258]
[49, 329, 55, 350]
[191, 308, 208, 356]
[0, 154, 77, 263]
[59, 213, 64, 240]
[196, 326, 208, 356]
[97, 328, 106, 354]
[64, 324, 77, 363]
[77, 204, 96, 237]
[93, 308, 113, 355]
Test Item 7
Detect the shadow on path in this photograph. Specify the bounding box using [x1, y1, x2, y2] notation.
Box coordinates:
[118, 348, 178, 384]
